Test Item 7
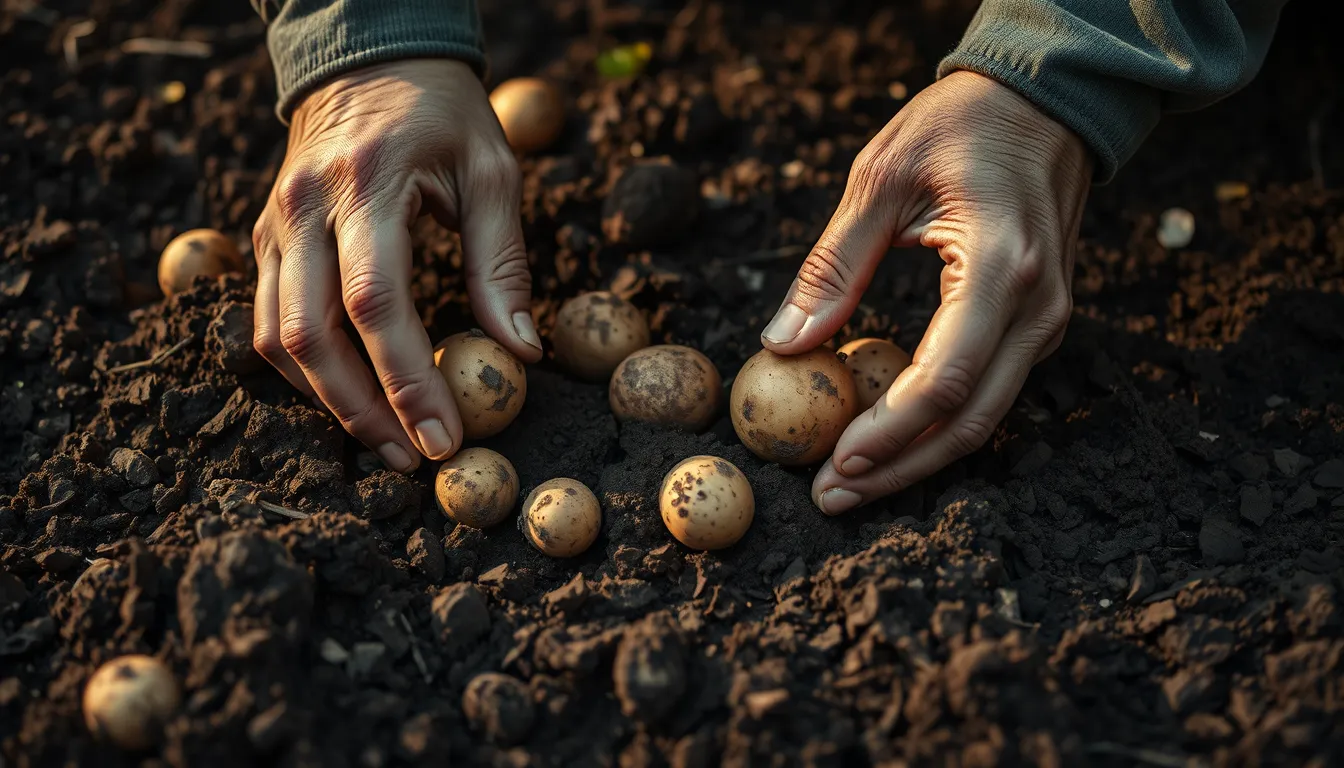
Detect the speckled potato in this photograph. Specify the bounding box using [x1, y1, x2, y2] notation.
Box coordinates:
[489, 77, 564, 154]
[551, 292, 650, 382]
[520, 478, 601, 557]
[83, 655, 180, 751]
[609, 345, 721, 431]
[838, 338, 912, 410]
[433, 330, 528, 440]
[730, 347, 858, 466]
[157, 229, 244, 296]
[435, 448, 519, 528]
[659, 455, 754, 550]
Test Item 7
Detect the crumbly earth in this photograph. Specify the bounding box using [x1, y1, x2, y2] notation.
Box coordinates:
[2, 1, 1342, 767]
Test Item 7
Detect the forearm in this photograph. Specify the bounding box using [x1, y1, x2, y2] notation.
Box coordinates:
[252, 0, 485, 122]
[938, 0, 1287, 181]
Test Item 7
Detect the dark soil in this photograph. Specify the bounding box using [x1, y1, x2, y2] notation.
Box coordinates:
[3, 1, 1343, 766]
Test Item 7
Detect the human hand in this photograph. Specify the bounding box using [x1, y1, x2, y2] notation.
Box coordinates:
[252, 59, 543, 473]
[758, 71, 1091, 514]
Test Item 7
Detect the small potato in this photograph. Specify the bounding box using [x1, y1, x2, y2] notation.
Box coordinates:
[157, 229, 244, 296]
[730, 347, 858, 466]
[83, 655, 180, 751]
[838, 338, 912, 410]
[489, 77, 564, 154]
[610, 345, 721, 432]
[551, 292, 650, 382]
[434, 330, 528, 440]
[659, 456, 754, 550]
[435, 448, 519, 528]
[520, 478, 601, 558]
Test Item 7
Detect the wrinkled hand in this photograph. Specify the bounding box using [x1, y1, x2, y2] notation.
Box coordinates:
[759, 71, 1091, 514]
[252, 60, 542, 473]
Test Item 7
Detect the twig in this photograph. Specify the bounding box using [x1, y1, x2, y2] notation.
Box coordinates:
[105, 335, 195, 374]
[121, 38, 213, 58]
[1087, 742, 1190, 768]
[63, 20, 97, 69]
[257, 499, 310, 520]
[399, 612, 433, 684]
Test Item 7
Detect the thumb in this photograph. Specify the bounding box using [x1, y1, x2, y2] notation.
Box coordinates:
[458, 151, 544, 363]
[761, 194, 895, 354]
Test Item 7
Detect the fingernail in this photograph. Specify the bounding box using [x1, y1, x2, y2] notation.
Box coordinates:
[377, 442, 416, 473]
[839, 456, 873, 476]
[414, 418, 455, 459]
[762, 304, 807, 345]
[512, 311, 542, 352]
[819, 488, 862, 516]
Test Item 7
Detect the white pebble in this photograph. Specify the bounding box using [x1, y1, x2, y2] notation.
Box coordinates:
[1156, 208, 1195, 249]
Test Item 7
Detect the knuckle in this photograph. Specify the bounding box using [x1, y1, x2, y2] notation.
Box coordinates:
[342, 272, 402, 332]
[379, 367, 438, 410]
[274, 171, 321, 225]
[915, 359, 978, 413]
[1040, 293, 1073, 336]
[253, 327, 285, 362]
[1006, 248, 1046, 293]
[474, 243, 532, 287]
[473, 149, 522, 191]
[795, 243, 854, 301]
[945, 413, 997, 458]
[328, 396, 379, 433]
[277, 314, 328, 364]
[877, 464, 917, 495]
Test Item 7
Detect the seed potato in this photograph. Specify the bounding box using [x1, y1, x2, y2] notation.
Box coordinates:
[659, 455, 754, 550]
[433, 330, 528, 440]
[551, 292, 650, 382]
[520, 478, 601, 557]
[489, 77, 564, 154]
[83, 655, 180, 751]
[837, 338, 912, 410]
[730, 347, 858, 466]
[609, 345, 721, 431]
[435, 448, 519, 528]
[157, 229, 244, 297]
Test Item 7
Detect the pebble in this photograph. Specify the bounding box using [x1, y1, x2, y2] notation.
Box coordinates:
[1156, 208, 1195, 248]
[406, 529, 444, 583]
[1273, 448, 1306, 478]
[319, 638, 349, 664]
[109, 446, 159, 488]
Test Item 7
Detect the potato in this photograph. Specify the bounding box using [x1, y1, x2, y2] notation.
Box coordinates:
[659, 455, 753, 550]
[551, 292, 650, 382]
[609, 345, 721, 431]
[837, 338, 912, 410]
[157, 229, 244, 297]
[433, 330, 528, 440]
[83, 655, 180, 751]
[489, 77, 564, 154]
[435, 448, 519, 528]
[729, 347, 858, 466]
[520, 478, 601, 557]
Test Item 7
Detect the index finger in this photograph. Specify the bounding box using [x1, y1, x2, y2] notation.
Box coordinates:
[337, 206, 464, 461]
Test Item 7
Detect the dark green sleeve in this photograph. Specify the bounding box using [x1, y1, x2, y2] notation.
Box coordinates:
[938, 0, 1287, 181]
[251, 0, 485, 122]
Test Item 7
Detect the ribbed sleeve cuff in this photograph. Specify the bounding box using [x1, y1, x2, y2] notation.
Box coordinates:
[936, 1, 1162, 183]
[267, 0, 485, 122]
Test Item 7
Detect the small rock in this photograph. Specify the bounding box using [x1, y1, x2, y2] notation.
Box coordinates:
[1273, 448, 1306, 478]
[1239, 483, 1273, 526]
[1265, 395, 1288, 408]
[477, 563, 533, 603]
[1283, 483, 1318, 516]
[207, 301, 264, 374]
[541, 573, 588, 613]
[1199, 518, 1245, 565]
[1313, 459, 1344, 489]
[1156, 208, 1195, 249]
[35, 547, 81, 573]
[613, 623, 685, 722]
[744, 689, 790, 719]
[109, 446, 159, 488]
[346, 642, 386, 680]
[430, 583, 490, 652]
[1127, 554, 1158, 603]
[462, 673, 534, 746]
[406, 529, 445, 583]
[1228, 453, 1268, 482]
[320, 638, 349, 664]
